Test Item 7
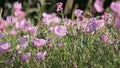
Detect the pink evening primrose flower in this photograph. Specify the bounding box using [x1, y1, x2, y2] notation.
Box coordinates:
[15, 20, 31, 32]
[49, 27, 54, 32]
[5, 16, 17, 25]
[110, 1, 120, 17]
[10, 28, 17, 36]
[18, 36, 28, 48]
[115, 17, 120, 29]
[74, 9, 83, 17]
[14, 10, 25, 18]
[54, 25, 67, 37]
[32, 38, 47, 47]
[57, 41, 63, 47]
[28, 26, 37, 36]
[64, 18, 72, 27]
[0, 18, 6, 32]
[13, 2, 22, 10]
[100, 35, 113, 46]
[0, 33, 4, 38]
[42, 13, 61, 25]
[100, 35, 108, 43]
[56, 2, 63, 12]
[5, 16, 13, 26]
[89, 18, 104, 32]
[21, 53, 31, 62]
[35, 51, 47, 61]
[0, 42, 10, 53]
[94, 0, 104, 13]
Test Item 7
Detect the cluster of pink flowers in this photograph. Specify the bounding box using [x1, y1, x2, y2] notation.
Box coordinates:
[20, 51, 47, 62]
[0, 2, 47, 64]
[0, 1, 120, 65]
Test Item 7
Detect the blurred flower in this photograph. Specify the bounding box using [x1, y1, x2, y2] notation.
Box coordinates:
[74, 9, 83, 17]
[56, 2, 63, 12]
[18, 36, 28, 48]
[0, 33, 4, 38]
[32, 38, 47, 47]
[14, 10, 25, 18]
[89, 18, 104, 32]
[100, 35, 108, 43]
[94, 0, 104, 13]
[5, 16, 17, 26]
[42, 13, 61, 25]
[115, 17, 120, 29]
[5, 57, 15, 65]
[100, 35, 113, 46]
[35, 51, 47, 61]
[71, 20, 77, 27]
[16, 45, 22, 54]
[48, 43, 52, 49]
[110, 1, 120, 29]
[28, 26, 37, 36]
[0, 18, 6, 32]
[13, 2, 22, 10]
[10, 28, 17, 36]
[102, 12, 113, 25]
[21, 53, 31, 62]
[0, 42, 10, 53]
[64, 18, 72, 27]
[54, 25, 67, 36]
[5, 16, 13, 26]
[16, 36, 28, 54]
[110, 1, 120, 17]
[57, 41, 63, 47]
[77, 16, 84, 21]
[49, 27, 54, 32]
[15, 20, 31, 32]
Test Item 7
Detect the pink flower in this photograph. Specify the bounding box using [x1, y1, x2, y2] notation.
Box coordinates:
[21, 53, 31, 62]
[102, 12, 113, 24]
[32, 38, 47, 47]
[14, 10, 25, 18]
[18, 36, 28, 48]
[89, 18, 104, 32]
[0, 18, 6, 32]
[115, 17, 120, 29]
[54, 25, 67, 36]
[100, 35, 113, 46]
[0, 42, 10, 53]
[64, 18, 72, 27]
[74, 9, 83, 17]
[13, 2, 22, 10]
[100, 35, 108, 43]
[71, 20, 77, 27]
[94, 0, 104, 13]
[28, 26, 37, 36]
[15, 20, 31, 32]
[110, 1, 120, 17]
[57, 41, 63, 47]
[10, 28, 17, 36]
[35, 51, 47, 61]
[42, 13, 61, 25]
[110, 1, 120, 29]
[56, 2, 63, 12]
[0, 33, 4, 38]
[49, 27, 54, 32]
[5, 16, 17, 25]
